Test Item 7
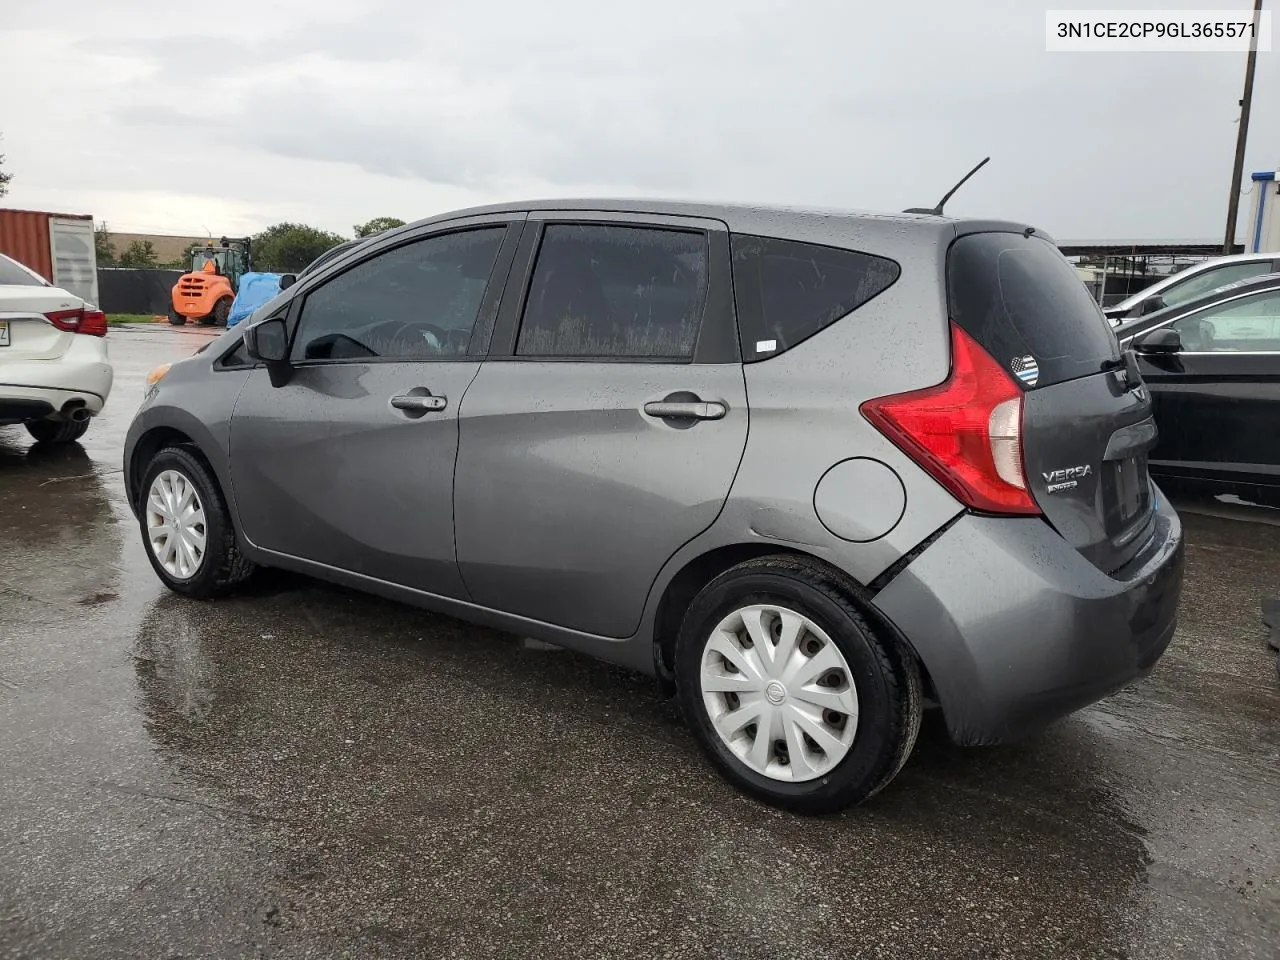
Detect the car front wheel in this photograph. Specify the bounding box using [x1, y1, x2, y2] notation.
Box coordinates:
[139, 446, 255, 598]
[676, 555, 921, 814]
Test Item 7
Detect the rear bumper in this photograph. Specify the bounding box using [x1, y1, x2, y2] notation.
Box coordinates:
[0, 336, 113, 420]
[174, 279, 231, 319]
[873, 492, 1184, 746]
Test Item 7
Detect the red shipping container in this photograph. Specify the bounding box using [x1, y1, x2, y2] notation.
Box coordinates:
[0, 207, 94, 283]
[0, 208, 98, 305]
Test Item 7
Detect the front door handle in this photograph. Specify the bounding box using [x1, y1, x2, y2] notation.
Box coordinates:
[390, 393, 447, 413]
[643, 400, 727, 421]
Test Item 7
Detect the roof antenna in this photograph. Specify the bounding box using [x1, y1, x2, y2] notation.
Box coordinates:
[903, 157, 991, 215]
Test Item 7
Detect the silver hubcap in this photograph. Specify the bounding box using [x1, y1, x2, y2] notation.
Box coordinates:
[700, 604, 859, 782]
[145, 470, 207, 580]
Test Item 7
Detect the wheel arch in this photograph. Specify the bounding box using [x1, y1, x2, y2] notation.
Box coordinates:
[128, 425, 198, 508]
[127, 412, 232, 519]
[650, 542, 938, 704]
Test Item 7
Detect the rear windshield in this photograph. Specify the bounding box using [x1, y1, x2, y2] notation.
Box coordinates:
[948, 232, 1119, 388]
[0, 255, 47, 286]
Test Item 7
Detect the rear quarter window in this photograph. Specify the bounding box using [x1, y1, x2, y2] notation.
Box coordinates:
[948, 232, 1119, 388]
[0, 255, 47, 286]
[731, 235, 900, 361]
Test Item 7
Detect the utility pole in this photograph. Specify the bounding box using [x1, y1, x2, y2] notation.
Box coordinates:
[1224, 0, 1265, 254]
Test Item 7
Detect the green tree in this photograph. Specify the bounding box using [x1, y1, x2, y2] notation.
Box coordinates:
[354, 216, 406, 239]
[0, 134, 11, 198]
[118, 239, 159, 268]
[252, 222, 346, 273]
[95, 223, 115, 265]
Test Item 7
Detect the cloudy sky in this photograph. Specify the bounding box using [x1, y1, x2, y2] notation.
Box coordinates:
[2, 0, 1277, 242]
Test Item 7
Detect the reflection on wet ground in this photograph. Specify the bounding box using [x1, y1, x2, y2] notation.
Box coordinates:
[1, 325, 1277, 959]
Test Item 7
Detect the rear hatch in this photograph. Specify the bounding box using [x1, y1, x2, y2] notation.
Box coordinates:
[0, 286, 83, 362]
[948, 231, 1157, 573]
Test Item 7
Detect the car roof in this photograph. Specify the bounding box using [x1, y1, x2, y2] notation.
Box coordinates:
[1115, 271, 1280, 335]
[390, 198, 1044, 250]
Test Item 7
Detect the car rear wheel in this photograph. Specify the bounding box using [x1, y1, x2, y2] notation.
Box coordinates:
[25, 418, 89, 444]
[676, 555, 921, 814]
[139, 446, 256, 598]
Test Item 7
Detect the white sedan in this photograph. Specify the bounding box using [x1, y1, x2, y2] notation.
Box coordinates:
[0, 252, 113, 444]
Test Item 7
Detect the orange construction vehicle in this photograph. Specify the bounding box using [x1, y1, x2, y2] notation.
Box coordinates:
[169, 237, 251, 326]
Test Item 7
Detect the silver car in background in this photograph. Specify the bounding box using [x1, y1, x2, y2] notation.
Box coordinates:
[1104, 251, 1280, 323]
[124, 200, 1184, 813]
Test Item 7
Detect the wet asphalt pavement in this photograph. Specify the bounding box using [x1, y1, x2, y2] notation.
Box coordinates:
[1, 324, 1278, 960]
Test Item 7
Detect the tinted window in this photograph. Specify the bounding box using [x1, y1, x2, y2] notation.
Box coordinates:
[731, 235, 899, 361]
[0, 254, 46, 286]
[1162, 261, 1276, 306]
[949, 233, 1119, 388]
[1170, 290, 1280, 352]
[517, 225, 707, 359]
[292, 228, 504, 362]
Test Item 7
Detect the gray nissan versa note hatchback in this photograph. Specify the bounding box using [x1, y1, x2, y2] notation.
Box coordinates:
[124, 200, 1185, 813]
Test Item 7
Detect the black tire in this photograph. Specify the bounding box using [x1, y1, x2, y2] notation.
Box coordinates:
[138, 445, 256, 599]
[205, 297, 232, 327]
[25, 418, 89, 444]
[168, 307, 187, 326]
[676, 555, 922, 814]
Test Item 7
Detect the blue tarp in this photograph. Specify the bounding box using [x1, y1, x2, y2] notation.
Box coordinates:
[227, 272, 282, 327]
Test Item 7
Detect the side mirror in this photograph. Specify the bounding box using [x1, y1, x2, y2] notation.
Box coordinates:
[243, 317, 293, 387]
[278, 274, 297, 291]
[1134, 327, 1182, 355]
[1139, 295, 1167, 316]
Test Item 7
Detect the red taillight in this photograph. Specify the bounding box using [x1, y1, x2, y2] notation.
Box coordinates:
[44, 307, 108, 338]
[860, 322, 1039, 515]
[80, 309, 108, 337]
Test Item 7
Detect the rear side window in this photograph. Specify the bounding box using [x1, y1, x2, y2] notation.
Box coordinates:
[1161, 260, 1276, 306]
[516, 224, 708, 359]
[948, 233, 1119, 388]
[731, 235, 900, 361]
[0, 255, 47, 286]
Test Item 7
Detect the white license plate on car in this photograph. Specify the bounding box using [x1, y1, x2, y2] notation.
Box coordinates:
[0, 321, 9, 347]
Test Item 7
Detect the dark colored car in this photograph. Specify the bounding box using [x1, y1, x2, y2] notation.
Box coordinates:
[124, 199, 1185, 813]
[1119, 272, 1280, 505]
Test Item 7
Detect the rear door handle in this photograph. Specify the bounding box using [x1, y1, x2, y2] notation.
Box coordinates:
[643, 400, 727, 421]
[391, 393, 447, 412]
